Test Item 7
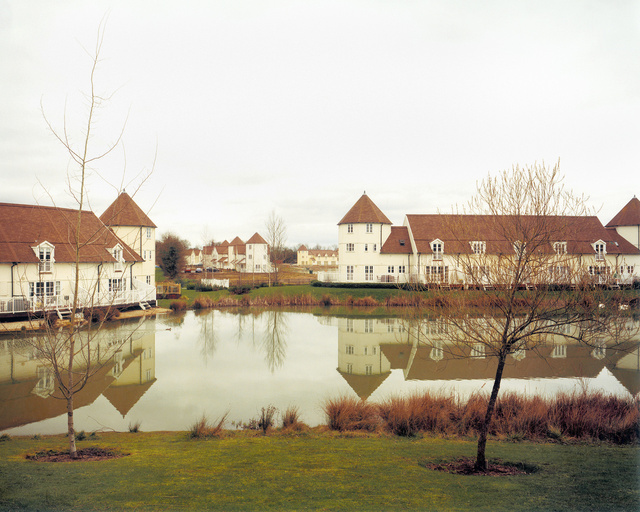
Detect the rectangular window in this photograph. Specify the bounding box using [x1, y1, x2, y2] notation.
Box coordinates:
[554, 242, 567, 255]
[346, 265, 354, 281]
[346, 363, 353, 374]
[347, 224, 353, 233]
[595, 243, 605, 261]
[346, 345, 354, 355]
[364, 266, 373, 281]
[29, 281, 59, 298]
[39, 246, 52, 272]
[346, 243, 354, 252]
[432, 242, 443, 260]
[398, 265, 406, 273]
[365, 365, 372, 375]
[388, 266, 394, 273]
[365, 319, 373, 333]
[346, 318, 354, 332]
[471, 241, 486, 255]
[109, 278, 123, 292]
[146, 276, 152, 286]
[373, 244, 377, 252]
[364, 244, 368, 252]
[364, 346, 369, 355]
[366, 223, 373, 233]
[146, 227, 152, 239]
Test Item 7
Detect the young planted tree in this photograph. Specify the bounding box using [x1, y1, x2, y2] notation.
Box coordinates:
[408, 162, 638, 471]
[25, 24, 151, 458]
[265, 210, 287, 285]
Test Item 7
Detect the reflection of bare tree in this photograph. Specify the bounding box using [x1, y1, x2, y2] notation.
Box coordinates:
[262, 310, 289, 372]
[196, 310, 217, 363]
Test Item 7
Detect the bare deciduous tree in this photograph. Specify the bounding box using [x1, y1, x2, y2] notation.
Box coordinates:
[26, 23, 151, 458]
[406, 162, 638, 471]
[265, 210, 287, 285]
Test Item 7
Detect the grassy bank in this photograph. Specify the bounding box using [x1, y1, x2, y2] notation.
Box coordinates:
[0, 430, 637, 511]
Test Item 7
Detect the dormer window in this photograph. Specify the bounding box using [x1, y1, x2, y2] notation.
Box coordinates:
[112, 245, 123, 272]
[593, 241, 606, 261]
[431, 240, 443, 261]
[34, 242, 55, 273]
[471, 241, 486, 255]
[399, 239, 405, 246]
[553, 242, 567, 255]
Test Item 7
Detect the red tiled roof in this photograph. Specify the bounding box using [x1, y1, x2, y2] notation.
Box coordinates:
[405, 214, 638, 256]
[0, 203, 143, 264]
[338, 194, 392, 225]
[99, 192, 156, 228]
[381, 226, 412, 254]
[298, 244, 308, 251]
[606, 196, 640, 228]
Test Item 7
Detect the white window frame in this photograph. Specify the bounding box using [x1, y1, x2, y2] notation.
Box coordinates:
[346, 265, 354, 281]
[471, 241, 486, 255]
[553, 242, 567, 255]
[146, 227, 152, 239]
[431, 240, 443, 261]
[346, 243, 354, 252]
[366, 223, 373, 233]
[364, 265, 374, 281]
[113, 245, 124, 272]
[347, 224, 353, 233]
[594, 240, 606, 261]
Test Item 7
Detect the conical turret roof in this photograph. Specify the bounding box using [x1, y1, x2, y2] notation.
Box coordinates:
[100, 192, 156, 228]
[338, 193, 392, 225]
[606, 196, 640, 228]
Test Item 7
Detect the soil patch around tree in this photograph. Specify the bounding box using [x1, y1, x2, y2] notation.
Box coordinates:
[25, 447, 128, 462]
[421, 457, 538, 476]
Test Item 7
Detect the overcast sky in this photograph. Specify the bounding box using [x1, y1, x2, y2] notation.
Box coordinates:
[2, 0, 638, 248]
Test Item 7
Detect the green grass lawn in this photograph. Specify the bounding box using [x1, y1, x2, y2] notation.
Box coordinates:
[0, 431, 637, 511]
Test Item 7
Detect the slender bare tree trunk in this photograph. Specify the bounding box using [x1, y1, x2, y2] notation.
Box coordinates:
[475, 350, 507, 471]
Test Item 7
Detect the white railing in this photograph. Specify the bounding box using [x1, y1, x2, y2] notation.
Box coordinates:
[317, 271, 340, 282]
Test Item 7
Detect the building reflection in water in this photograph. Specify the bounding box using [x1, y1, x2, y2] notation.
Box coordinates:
[336, 316, 640, 400]
[0, 320, 156, 431]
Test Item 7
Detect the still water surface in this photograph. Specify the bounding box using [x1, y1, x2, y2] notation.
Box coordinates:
[1, 309, 637, 435]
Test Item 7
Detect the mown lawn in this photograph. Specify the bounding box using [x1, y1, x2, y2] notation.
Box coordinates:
[0, 431, 638, 511]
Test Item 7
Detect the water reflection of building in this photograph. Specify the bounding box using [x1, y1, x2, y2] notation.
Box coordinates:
[0, 325, 156, 431]
[336, 316, 640, 399]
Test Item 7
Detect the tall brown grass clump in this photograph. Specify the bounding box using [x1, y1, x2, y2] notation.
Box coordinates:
[323, 396, 379, 432]
[352, 296, 380, 307]
[548, 391, 639, 443]
[193, 296, 214, 309]
[378, 392, 457, 436]
[189, 412, 228, 439]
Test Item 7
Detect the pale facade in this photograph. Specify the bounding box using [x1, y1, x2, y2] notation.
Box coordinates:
[297, 245, 338, 267]
[336, 194, 640, 286]
[0, 193, 156, 319]
[203, 233, 271, 273]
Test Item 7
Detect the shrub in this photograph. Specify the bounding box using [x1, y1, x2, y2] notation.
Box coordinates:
[128, 421, 142, 433]
[169, 300, 188, 311]
[258, 405, 277, 434]
[193, 296, 214, 309]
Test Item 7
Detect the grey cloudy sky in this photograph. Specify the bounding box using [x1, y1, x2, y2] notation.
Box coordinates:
[2, 0, 638, 248]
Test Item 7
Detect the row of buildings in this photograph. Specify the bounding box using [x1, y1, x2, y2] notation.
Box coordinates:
[188, 234, 272, 273]
[330, 194, 640, 286]
[0, 193, 157, 320]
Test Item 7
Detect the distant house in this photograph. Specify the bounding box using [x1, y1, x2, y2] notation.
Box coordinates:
[185, 248, 203, 268]
[297, 245, 338, 267]
[336, 193, 640, 286]
[0, 192, 156, 319]
[202, 233, 271, 273]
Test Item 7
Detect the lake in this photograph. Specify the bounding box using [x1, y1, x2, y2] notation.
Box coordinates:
[1, 309, 638, 435]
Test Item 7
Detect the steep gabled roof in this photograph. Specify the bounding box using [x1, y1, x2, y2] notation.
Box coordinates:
[338, 194, 392, 225]
[100, 192, 156, 228]
[298, 244, 308, 251]
[0, 203, 143, 264]
[606, 196, 640, 228]
[230, 236, 244, 246]
[246, 232, 267, 244]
